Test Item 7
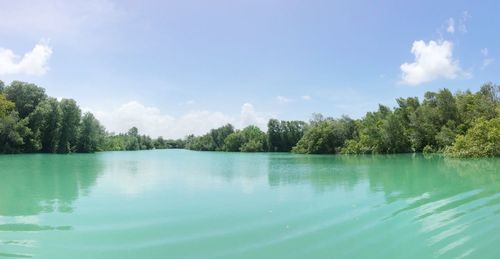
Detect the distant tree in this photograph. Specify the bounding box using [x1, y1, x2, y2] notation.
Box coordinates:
[154, 137, 167, 149]
[4, 81, 47, 118]
[0, 94, 15, 118]
[267, 119, 306, 152]
[210, 124, 234, 151]
[126, 127, 140, 150]
[267, 119, 282, 152]
[445, 113, 499, 158]
[239, 125, 267, 152]
[58, 99, 81, 153]
[0, 111, 30, 153]
[29, 98, 62, 153]
[77, 112, 105, 152]
[294, 115, 354, 154]
[223, 131, 245, 151]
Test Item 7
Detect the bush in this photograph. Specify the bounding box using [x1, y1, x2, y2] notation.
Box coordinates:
[445, 115, 500, 158]
[422, 145, 435, 154]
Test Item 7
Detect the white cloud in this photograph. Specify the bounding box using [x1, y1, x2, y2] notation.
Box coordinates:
[480, 48, 494, 70]
[446, 18, 455, 33]
[91, 101, 268, 139]
[301, 95, 312, 101]
[276, 95, 293, 103]
[400, 40, 463, 85]
[240, 103, 267, 129]
[0, 41, 52, 76]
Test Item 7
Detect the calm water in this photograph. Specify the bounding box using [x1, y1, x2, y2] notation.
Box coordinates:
[0, 150, 499, 258]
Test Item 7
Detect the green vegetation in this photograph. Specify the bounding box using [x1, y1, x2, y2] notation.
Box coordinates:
[187, 83, 499, 158]
[185, 124, 268, 152]
[1, 80, 498, 157]
[268, 119, 306, 152]
[293, 115, 355, 154]
[0, 80, 183, 154]
[444, 112, 500, 158]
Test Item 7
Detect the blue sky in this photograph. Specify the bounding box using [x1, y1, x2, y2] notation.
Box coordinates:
[0, 0, 498, 138]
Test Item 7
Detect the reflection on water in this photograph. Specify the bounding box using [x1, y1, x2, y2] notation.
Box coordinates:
[0, 154, 103, 217]
[0, 150, 498, 258]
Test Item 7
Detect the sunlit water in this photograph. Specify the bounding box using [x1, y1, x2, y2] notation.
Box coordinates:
[0, 150, 499, 258]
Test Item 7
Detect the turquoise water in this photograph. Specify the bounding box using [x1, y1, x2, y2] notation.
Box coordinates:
[0, 150, 499, 258]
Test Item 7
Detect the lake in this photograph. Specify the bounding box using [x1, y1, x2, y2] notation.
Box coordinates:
[0, 150, 499, 258]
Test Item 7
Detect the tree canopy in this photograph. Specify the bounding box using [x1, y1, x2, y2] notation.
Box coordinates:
[0, 80, 498, 158]
[0, 81, 182, 154]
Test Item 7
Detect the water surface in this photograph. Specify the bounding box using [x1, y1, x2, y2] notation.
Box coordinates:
[0, 150, 499, 258]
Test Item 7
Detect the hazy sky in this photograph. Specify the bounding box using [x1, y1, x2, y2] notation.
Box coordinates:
[0, 0, 498, 138]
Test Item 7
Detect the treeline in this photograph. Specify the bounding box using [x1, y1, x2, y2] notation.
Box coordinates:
[0, 81, 184, 153]
[1, 80, 498, 157]
[185, 121, 307, 152]
[186, 83, 499, 158]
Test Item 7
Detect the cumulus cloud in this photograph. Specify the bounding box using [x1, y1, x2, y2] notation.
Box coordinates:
[240, 103, 267, 128]
[0, 42, 52, 76]
[400, 40, 464, 85]
[301, 95, 312, 101]
[480, 48, 494, 70]
[91, 101, 268, 138]
[446, 18, 455, 33]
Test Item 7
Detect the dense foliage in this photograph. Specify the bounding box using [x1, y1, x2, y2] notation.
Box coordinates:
[187, 83, 499, 157]
[1, 80, 498, 157]
[293, 115, 355, 154]
[267, 119, 306, 152]
[186, 124, 268, 152]
[444, 111, 500, 158]
[339, 84, 499, 157]
[0, 81, 182, 154]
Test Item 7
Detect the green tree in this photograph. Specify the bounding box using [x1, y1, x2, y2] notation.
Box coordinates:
[0, 111, 31, 153]
[0, 94, 15, 118]
[4, 81, 47, 118]
[223, 131, 244, 151]
[126, 127, 140, 150]
[267, 119, 282, 152]
[77, 112, 105, 152]
[239, 125, 267, 152]
[210, 124, 234, 151]
[294, 115, 354, 154]
[445, 113, 500, 158]
[267, 119, 307, 152]
[29, 98, 62, 153]
[58, 99, 81, 153]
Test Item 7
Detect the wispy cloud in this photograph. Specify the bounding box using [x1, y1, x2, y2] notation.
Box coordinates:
[301, 95, 312, 101]
[446, 18, 455, 34]
[276, 95, 293, 103]
[0, 41, 52, 76]
[458, 11, 471, 33]
[480, 48, 494, 70]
